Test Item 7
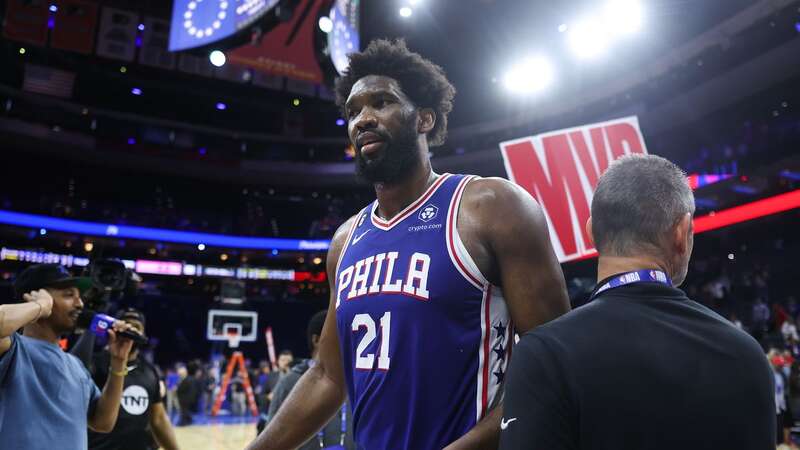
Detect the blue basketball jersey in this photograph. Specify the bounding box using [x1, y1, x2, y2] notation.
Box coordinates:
[335, 173, 512, 450]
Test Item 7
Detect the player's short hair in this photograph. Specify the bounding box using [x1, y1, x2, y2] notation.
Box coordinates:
[591, 154, 695, 257]
[334, 38, 456, 146]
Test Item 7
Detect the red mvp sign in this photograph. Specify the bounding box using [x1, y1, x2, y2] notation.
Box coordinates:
[499, 116, 648, 263]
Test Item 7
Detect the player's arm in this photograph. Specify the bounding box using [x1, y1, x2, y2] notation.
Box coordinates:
[471, 177, 570, 334]
[0, 289, 54, 356]
[245, 216, 355, 450]
[150, 402, 180, 450]
[446, 178, 571, 450]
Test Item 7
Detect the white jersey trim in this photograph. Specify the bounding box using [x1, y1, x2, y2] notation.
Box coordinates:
[446, 175, 489, 290]
[371, 173, 452, 231]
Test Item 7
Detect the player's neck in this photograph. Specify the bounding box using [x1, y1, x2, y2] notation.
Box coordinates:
[596, 254, 671, 284]
[374, 162, 436, 221]
[128, 349, 139, 362]
[22, 321, 61, 345]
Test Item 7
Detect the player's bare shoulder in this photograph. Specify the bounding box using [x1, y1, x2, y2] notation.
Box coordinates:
[460, 176, 544, 225]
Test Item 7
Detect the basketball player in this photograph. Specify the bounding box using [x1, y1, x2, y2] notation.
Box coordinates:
[247, 39, 570, 450]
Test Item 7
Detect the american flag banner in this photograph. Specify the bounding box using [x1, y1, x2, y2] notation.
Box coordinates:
[23, 63, 76, 98]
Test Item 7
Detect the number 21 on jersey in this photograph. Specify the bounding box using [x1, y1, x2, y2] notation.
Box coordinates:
[352, 312, 391, 370]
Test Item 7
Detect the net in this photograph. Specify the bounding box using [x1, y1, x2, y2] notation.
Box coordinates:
[224, 324, 242, 348]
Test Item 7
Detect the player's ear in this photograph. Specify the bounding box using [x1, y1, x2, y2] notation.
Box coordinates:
[418, 108, 435, 134]
[585, 217, 595, 248]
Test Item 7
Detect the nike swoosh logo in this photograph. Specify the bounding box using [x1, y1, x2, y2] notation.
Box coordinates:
[351, 229, 371, 245]
[127, 365, 137, 371]
[500, 417, 517, 430]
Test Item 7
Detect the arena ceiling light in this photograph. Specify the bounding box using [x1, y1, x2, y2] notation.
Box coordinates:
[567, 20, 609, 59]
[209, 50, 226, 67]
[399, 6, 413, 18]
[565, 0, 642, 59]
[318, 15, 333, 33]
[502, 57, 555, 94]
[603, 0, 642, 35]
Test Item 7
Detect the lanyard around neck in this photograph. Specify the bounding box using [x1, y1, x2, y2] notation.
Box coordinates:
[590, 270, 672, 301]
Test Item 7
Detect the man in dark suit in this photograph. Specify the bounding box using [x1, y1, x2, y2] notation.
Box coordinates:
[500, 154, 775, 450]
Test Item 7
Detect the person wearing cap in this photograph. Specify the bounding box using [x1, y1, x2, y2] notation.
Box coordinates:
[88, 307, 181, 450]
[499, 155, 775, 450]
[0, 263, 136, 450]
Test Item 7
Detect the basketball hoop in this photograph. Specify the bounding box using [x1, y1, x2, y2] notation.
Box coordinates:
[224, 324, 242, 348]
[206, 309, 257, 349]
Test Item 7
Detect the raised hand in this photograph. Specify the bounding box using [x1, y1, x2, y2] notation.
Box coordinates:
[22, 289, 54, 320]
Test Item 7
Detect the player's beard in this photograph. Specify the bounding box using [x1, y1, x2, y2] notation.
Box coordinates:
[355, 116, 421, 185]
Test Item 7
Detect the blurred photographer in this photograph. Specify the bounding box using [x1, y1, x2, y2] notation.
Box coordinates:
[0, 264, 135, 450]
[88, 307, 180, 450]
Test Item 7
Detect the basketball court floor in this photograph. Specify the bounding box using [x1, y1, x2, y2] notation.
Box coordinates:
[172, 414, 258, 450]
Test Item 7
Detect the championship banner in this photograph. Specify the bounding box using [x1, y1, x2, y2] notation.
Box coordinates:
[50, 0, 99, 54]
[95, 7, 138, 62]
[499, 116, 648, 263]
[227, 0, 327, 83]
[2, 0, 49, 46]
[138, 17, 176, 70]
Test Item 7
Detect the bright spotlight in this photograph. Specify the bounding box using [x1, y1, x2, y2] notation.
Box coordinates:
[604, 0, 642, 35]
[399, 7, 413, 18]
[502, 57, 555, 94]
[198, 243, 206, 251]
[209, 50, 226, 67]
[318, 16, 333, 33]
[409, 0, 422, 5]
[568, 21, 609, 59]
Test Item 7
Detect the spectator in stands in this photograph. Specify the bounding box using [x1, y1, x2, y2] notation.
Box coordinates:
[165, 366, 181, 418]
[176, 363, 201, 426]
[200, 365, 217, 415]
[259, 311, 354, 449]
[266, 350, 293, 402]
[770, 349, 798, 449]
[254, 362, 271, 412]
[783, 319, 800, 345]
[754, 297, 771, 338]
[231, 376, 247, 416]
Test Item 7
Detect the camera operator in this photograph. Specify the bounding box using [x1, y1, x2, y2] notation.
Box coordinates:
[88, 307, 180, 450]
[0, 264, 135, 450]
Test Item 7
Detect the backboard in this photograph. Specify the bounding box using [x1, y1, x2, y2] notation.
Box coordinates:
[207, 309, 258, 348]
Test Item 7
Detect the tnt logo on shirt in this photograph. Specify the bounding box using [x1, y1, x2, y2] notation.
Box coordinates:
[418, 204, 438, 222]
[121, 385, 149, 415]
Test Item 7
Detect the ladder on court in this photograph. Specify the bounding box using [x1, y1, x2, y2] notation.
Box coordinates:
[211, 351, 259, 417]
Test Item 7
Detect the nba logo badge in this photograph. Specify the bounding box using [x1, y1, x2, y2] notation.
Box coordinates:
[358, 213, 366, 227]
[418, 204, 438, 222]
